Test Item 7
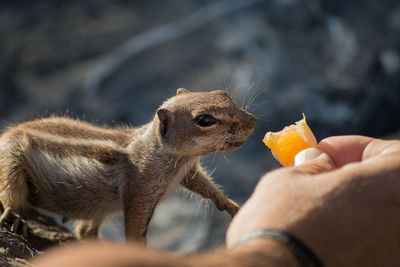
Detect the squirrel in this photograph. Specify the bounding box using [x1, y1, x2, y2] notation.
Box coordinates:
[0, 88, 257, 242]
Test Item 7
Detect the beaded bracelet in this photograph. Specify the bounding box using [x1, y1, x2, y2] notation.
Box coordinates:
[234, 229, 324, 267]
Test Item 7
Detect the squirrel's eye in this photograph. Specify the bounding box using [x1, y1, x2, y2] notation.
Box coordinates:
[195, 114, 218, 127]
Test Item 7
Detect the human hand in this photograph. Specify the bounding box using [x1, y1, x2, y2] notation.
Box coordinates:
[227, 135, 400, 267]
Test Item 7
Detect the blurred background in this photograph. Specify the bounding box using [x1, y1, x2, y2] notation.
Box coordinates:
[1, 0, 399, 253]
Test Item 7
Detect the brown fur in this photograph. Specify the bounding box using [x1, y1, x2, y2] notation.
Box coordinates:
[0, 89, 257, 242]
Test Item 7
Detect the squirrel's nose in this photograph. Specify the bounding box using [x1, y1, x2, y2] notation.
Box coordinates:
[244, 112, 258, 128]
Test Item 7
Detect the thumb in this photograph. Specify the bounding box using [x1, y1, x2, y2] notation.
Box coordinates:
[293, 147, 335, 174]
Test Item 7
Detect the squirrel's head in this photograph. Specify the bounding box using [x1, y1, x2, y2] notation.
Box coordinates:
[156, 88, 257, 156]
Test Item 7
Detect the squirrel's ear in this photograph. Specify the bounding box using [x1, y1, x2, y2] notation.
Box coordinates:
[176, 88, 190, 95]
[157, 109, 173, 137]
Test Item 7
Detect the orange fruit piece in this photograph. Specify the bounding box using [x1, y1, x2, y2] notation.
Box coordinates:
[263, 114, 317, 167]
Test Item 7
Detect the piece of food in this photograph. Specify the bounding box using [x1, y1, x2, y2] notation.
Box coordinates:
[263, 114, 317, 167]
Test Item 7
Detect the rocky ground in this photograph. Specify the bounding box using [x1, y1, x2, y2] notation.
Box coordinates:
[0, 204, 75, 266]
[0, 0, 399, 264]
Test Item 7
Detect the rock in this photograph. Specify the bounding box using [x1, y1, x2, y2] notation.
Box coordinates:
[380, 49, 400, 75]
[0, 229, 38, 267]
[0, 205, 75, 266]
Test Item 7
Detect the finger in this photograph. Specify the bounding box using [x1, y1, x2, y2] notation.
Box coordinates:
[362, 139, 400, 160]
[294, 147, 326, 166]
[318, 135, 375, 167]
[292, 147, 335, 175]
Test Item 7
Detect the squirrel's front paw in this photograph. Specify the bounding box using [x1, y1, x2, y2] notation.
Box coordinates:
[213, 194, 240, 217]
[225, 199, 240, 217]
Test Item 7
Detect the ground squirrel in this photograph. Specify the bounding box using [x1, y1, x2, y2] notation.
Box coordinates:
[0, 88, 257, 242]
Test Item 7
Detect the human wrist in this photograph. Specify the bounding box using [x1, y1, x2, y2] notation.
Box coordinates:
[230, 237, 301, 267]
[230, 228, 324, 267]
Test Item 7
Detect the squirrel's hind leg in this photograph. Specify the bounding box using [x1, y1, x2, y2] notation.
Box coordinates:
[75, 217, 105, 239]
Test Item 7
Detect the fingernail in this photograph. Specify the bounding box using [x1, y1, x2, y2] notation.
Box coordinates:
[294, 147, 324, 166]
